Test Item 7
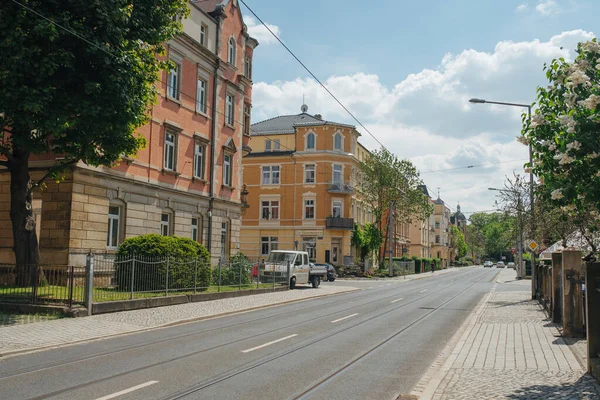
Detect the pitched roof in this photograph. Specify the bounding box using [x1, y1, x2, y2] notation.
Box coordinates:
[192, 0, 226, 13]
[251, 109, 357, 136]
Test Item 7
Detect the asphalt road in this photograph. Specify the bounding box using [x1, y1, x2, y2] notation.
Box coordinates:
[0, 267, 500, 400]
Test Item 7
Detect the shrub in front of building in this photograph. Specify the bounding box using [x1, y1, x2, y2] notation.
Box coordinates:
[213, 252, 251, 286]
[114, 234, 211, 292]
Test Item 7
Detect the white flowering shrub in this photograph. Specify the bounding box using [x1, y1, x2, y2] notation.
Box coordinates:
[521, 38, 600, 221]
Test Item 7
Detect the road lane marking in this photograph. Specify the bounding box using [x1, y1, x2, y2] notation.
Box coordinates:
[366, 287, 373, 289]
[391, 298, 404, 303]
[331, 313, 359, 323]
[94, 381, 159, 400]
[241, 334, 298, 353]
[420, 289, 428, 293]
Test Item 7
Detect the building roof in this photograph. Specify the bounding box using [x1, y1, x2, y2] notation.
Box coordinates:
[452, 203, 467, 221]
[251, 105, 357, 136]
[192, 0, 226, 14]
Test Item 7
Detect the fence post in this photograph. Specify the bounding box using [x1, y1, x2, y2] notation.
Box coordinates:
[194, 258, 198, 294]
[238, 259, 242, 291]
[218, 262, 221, 293]
[84, 253, 94, 316]
[130, 255, 136, 300]
[31, 264, 38, 305]
[68, 266, 74, 309]
[165, 257, 170, 297]
[286, 260, 290, 290]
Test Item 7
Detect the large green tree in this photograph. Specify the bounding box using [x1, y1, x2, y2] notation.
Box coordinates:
[520, 38, 600, 256]
[450, 225, 468, 259]
[468, 212, 514, 260]
[359, 148, 432, 265]
[0, 0, 188, 275]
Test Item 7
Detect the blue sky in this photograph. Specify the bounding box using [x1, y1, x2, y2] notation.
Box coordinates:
[241, 0, 599, 214]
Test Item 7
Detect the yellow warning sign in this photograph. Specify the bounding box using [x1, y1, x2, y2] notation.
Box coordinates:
[528, 240, 538, 252]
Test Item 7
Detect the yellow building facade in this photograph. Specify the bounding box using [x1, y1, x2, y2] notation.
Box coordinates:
[240, 106, 375, 265]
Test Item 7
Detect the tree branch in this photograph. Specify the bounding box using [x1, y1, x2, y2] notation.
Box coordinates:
[29, 159, 79, 195]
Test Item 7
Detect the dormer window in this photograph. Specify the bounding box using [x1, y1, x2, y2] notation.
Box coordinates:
[228, 37, 236, 66]
[334, 133, 342, 151]
[306, 133, 315, 150]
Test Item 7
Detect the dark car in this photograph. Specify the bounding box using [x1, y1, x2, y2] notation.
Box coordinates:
[314, 263, 336, 282]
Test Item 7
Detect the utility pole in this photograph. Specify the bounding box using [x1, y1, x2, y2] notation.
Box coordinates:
[388, 198, 394, 277]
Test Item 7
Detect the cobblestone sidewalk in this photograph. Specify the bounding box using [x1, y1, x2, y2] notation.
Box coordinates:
[0, 285, 358, 357]
[415, 268, 600, 400]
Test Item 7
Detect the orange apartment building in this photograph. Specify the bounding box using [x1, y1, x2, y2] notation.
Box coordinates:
[240, 105, 378, 266]
[0, 0, 258, 265]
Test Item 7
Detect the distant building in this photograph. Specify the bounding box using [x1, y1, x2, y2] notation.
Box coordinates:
[432, 196, 452, 268]
[450, 203, 468, 239]
[410, 185, 436, 259]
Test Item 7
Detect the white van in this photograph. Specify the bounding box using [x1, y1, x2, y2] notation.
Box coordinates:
[264, 250, 328, 289]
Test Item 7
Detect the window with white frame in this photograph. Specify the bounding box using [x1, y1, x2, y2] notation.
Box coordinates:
[261, 200, 279, 220]
[351, 137, 356, 154]
[244, 57, 252, 79]
[306, 132, 315, 150]
[332, 200, 343, 218]
[273, 140, 280, 151]
[265, 139, 271, 151]
[191, 218, 199, 242]
[223, 154, 232, 186]
[304, 164, 315, 183]
[261, 166, 280, 185]
[167, 60, 180, 100]
[161, 213, 171, 236]
[164, 131, 176, 171]
[304, 199, 315, 219]
[194, 143, 205, 179]
[261, 237, 278, 256]
[228, 37, 236, 65]
[435, 221, 440, 229]
[200, 24, 207, 46]
[196, 78, 207, 113]
[225, 94, 234, 125]
[243, 104, 251, 136]
[332, 164, 342, 185]
[106, 206, 121, 249]
[334, 133, 342, 151]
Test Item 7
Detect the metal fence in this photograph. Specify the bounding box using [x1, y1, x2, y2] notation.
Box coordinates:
[91, 255, 290, 303]
[0, 264, 85, 307]
[391, 260, 416, 277]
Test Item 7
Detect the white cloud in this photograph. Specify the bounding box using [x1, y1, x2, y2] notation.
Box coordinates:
[244, 15, 281, 45]
[516, 3, 529, 12]
[251, 30, 595, 213]
[536, 0, 560, 15]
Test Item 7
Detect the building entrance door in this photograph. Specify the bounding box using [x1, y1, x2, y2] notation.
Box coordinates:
[331, 238, 341, 266]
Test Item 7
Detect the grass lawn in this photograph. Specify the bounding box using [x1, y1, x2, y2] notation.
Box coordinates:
[0, 311, 65, 326]
[0, 283, 284, 304]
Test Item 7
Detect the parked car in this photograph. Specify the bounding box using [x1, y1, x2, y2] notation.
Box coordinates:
[507, 262, 515, 269]
[497, 261, 505, 268]
[484, 261, 494, 268]
[314, 263, 336, 282]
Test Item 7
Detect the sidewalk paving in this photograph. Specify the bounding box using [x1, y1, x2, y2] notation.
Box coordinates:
[0, 285, 359, 357]
[414, 268, 600, 400]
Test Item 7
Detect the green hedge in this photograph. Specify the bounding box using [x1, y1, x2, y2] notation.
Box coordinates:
[115, 234, 211, 292]
[213, 253, 251, 286]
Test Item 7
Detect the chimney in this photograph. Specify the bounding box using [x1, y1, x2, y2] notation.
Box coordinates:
[314, 114, 322, 120]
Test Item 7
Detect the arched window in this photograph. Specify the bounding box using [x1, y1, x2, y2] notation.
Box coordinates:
[334, 133, 342, 151]
[306, 133, 315, 150]
[228, 37, 236, 65]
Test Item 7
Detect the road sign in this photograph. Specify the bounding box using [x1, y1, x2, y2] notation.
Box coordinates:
[527, 240, 538, 252]
[511, 248, 516, 255]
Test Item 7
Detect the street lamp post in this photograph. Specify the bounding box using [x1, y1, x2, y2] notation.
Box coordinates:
[471, 98, 536, 299]
[489, 187, 524, 279]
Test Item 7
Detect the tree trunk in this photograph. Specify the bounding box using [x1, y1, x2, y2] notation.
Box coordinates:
[8, 147, 41, 287]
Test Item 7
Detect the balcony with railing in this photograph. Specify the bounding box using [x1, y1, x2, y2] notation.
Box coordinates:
[327, 181, 355, 194]
[326, 217, 354, 230]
